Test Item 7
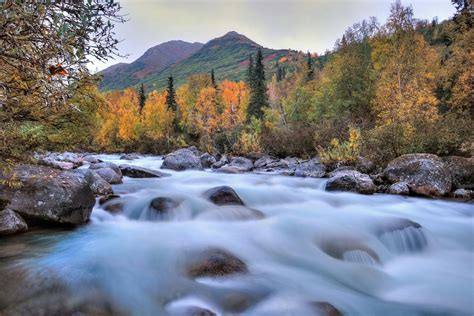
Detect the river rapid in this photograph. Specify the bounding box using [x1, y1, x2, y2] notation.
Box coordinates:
[0, 154, 473, 316]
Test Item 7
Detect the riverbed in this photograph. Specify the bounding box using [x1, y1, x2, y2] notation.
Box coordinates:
[0, 154, 473, 315]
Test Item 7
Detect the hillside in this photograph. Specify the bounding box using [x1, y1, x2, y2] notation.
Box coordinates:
[100, 31, 299, 91]
[100, 40, 204, 91]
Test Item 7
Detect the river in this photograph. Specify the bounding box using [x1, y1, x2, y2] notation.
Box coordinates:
[0, 154, 473, 315]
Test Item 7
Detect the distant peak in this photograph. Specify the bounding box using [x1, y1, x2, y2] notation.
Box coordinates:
[224, 31, 240, 37]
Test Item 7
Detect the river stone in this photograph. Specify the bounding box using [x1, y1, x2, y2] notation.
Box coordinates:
[0, 165, 95, 225]
[200, 153, 217, 168]
[203, 186, 245, 206]
[211, 155, 230, 169]
[161, 148, 203, 171]
[384, 154, 452, 196]
[149, 197, 180, 218]
[319, 238, 380, 265]
[102, 199, 124, 214]
[94, 167, 123, 184]
[39, 158, 75, 170]
[120, 153, 140, 160]
[84, 170, 114, 195]
[83, 155, 101, 164]
[442, 156, 474, 190]
[312, 302, 343, 316]
[356, 156, 376, 174]
[119, 164, 171, 178]
[0, 209, 28, 236]
[294, 159, 327, 178]
[89, 161, 122, 176]
[187, 248, 248, 277]
[98, 194, 120, 205]
[326, 170, 376, 194]
[387, 182, 410, 195]
[452, 188, 474, 201]
[228, 156, 254, 172]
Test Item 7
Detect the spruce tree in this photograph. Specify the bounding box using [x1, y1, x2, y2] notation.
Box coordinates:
[246, 55, 254, 87]
[211, 68, 217, 89]
[276, 60, 283, 82]
[138, 83, 146, 113]
[307, 51, 314, 81]
[247, 48, 268, 120]
[166, 76, 178, 130]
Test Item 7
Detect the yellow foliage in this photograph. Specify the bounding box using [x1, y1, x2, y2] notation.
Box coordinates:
[141, 90, 174, 141]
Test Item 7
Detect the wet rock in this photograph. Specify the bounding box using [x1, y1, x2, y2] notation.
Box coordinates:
[442, 156, 474, 190]
[312, 302, 343, 316]
[83, 155, 101, 164]
[102, 199, 124, 214]
[39, 158, 75, 170]
[84, 170, 114, 195]
[294, 159, 327, 178]
[326, 170, 376, 194]
[228, 157, 254, 172]
[451, 188, 474, 201]
[245, 151, 264, 161]
[375, 218, 427, 253]
[211, 155, 230, 169]
[98, 194, 120, 205]
[161, 148, 203, 171]
[0, 209, 28, 236]
[319, 238, 380, 265]
[200, 153, 217, 169]
[387, 182, 410, 195]
[203, 186, 245, 206]
[170, 306, 217, 316]
[94, 167, 123, 184]
[89, 161, 123, 178]
[254, 156, 289, 170]
[149, 197, 180, 218]
[119, 164, 171, 178]
[1, 165, 95, 225]
[187, 248, 248, 277]
[384, 154, 452, 197]
[120, 153, 140, 160]
[187, 146, 202, 157]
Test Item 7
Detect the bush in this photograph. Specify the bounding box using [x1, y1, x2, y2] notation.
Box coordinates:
[317, 128, 361, 164]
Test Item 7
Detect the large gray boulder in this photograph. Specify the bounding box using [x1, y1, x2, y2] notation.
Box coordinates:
[83, 170, 114, 195]
[0, 209, 28, 236]
[203, 186, 245, 206]
[384, 154, 452, 197]
[119, 164, 170, 178]
[442, 156, 474, 190]
[94, 167, 122, 184]
[161, 148, 203, 171]
[1, 165, 95, 225]
[326, 170, 376, 194]
[294, 159, 327, 178]
[89, 162, 122, 177]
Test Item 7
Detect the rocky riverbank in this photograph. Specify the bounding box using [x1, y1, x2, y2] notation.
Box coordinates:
[0, 148, 472, 237]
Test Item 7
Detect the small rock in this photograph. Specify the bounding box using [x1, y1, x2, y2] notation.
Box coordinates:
[200, 153, 217, 169]
[83, 170, 114, 195]
[119, 164, 170, 178]
[148, 197, 180, 219]
[312, 302, 343, 316]
[227, 157, 254, 172]
[89, 162, 122, 178]
[203, 186, 245, 206]
[83, 155, 100, 164]
[98, 194, 120, 205]
[387, 182, 410, 195]
[294, 159, 326, 178]
[326, 170, 376, 194]
[187, 248, 248, 277]
[211, 155, 230, 169]
[0, 209, 28, 236]
[102, 200, 124, 214]
[120, 153, 140, 160]
[452, 188, 473, 201]
[95, 167, 122, 184]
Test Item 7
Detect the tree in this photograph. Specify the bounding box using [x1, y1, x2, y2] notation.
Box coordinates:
[220, 80, 250, 129]
[195, 87, 219, 150]
[211, 69, 217, 89]
[138, 84, 146, 113]
[247, 48, 268, 120]
[166, 76, 179, 130]
[276, 60, 284, 82]
[141, 91, 174, 141]
[246, 55, 254, 86]
[306, 52, 314, 81]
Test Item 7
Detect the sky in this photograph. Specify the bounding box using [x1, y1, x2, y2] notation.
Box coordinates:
[92, 0, 455, 71]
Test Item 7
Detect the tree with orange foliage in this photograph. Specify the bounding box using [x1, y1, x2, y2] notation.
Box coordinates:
[220, 80, 249, 130]
[141, 90, 174, 142]
[195, 86, 219, 150]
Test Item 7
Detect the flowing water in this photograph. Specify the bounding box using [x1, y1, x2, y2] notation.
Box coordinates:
[0, 155, 473, 316]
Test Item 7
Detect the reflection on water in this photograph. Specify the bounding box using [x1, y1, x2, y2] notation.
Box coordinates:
[0, 154, 473, 316]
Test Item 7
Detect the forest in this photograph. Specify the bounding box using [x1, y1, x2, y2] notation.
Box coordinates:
[1, 0, 472, 166]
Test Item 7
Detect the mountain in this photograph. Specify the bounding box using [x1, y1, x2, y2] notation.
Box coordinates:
[100, 40, 204, 91]
[100, 31, 298, 91]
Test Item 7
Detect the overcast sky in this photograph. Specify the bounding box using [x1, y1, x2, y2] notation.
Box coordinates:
[92, 0, 455, 71]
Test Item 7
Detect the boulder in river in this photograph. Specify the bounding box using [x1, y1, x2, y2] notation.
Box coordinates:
[227, 156, 254, 172]
[187, 248, 248, 278]
[0, 165, 95, 225]
[94, 167, 122, 184]
[148, 197, 180, 219]
[203, 186, 245, 206]
[89, 161, 122, 177]
[442, 156, 474, 190]
[83, 155, 101, 164]
[200, 153, 217, 169]
[161, 148, 203, 171]
[120, 153, 140, 160]
[312, 302, 343, 316]
[83, 170, 114, 195]
[119, 164, 170, 178]
[294, 159, 326, 178]
[0, 209, 28, 236]
[211, 155, 230, 169]
[384, 153, 452, 197]
[326, 170, 376, 194]
[451, 188, 473, 201]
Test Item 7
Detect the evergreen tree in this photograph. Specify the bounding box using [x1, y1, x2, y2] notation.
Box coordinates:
[138, 83, 146, 113]
[276, 60, 284, 82]
[307, 51, 314, 81]
[246, 55, 254, 86]
[166, 76, 178, 130]
[247, 48, 268, 120]
[211, 68, 217, 89]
